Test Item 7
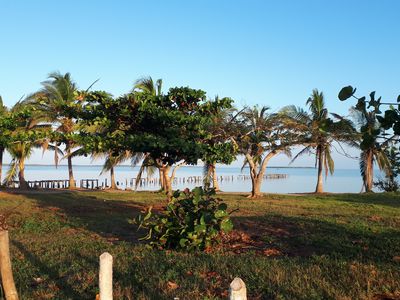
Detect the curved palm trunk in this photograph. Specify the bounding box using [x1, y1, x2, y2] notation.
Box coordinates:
[110, 166, 117, 189]
[18, 158, 28, 189]
[66, 145, 76, 189]
[364, 150, 374, 192]
[315, 147, 324, 193]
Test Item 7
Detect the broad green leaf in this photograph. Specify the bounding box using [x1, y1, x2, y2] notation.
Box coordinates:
[338, 86, 356, 101]
[220, 219, 233, 232]
[215, 209, 228, 218]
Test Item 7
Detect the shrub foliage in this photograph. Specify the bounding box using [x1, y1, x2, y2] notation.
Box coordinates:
[135, 187, 233, 251]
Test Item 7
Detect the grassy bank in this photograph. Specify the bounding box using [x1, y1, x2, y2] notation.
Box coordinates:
[0, 190, 399, 299]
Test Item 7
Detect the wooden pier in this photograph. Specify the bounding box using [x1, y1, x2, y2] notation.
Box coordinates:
[80, 179, 100, 189]
[6, 173, 288, 190]
[27, 180, 72, 189]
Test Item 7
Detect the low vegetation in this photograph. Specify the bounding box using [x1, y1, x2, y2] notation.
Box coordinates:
[0, 190, 399, 299]
[135, 187, 234, 251]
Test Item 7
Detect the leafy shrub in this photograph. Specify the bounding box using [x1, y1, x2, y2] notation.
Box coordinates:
[374, 146, 400, 192]
[374, 177, 400, 192]
[135, 187, 234, 251]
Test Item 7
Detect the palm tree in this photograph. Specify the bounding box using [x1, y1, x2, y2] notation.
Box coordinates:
[350, 107, 391, 192]
[132, 76, 165, 189]
[234, 106, 292, 198]
[282, 89, 356, 193]
[4, 103, 56, 189]
[202, 102, 238, 191]
[133, 76, 162, 96]
[92, 150, 131, 189]
[25, 72, 83, 189]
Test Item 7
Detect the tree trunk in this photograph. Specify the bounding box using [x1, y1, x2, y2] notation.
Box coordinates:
[67, 146, 76, 189]
[110, 167, 116, 189]
[211, 163, 220, 191]
[18, 158, 28, 190]
[161, 165, 172, 200]
[0, 148, 3, 185]
[247, 165, 262, 198]
[248, 173, 262, 198]
[365, 151, 374, 192]
[245, 152, 277, 198]
[158, 168, 164, 190]
[315, 147, 324, 193]
[0, 231, 19, 300]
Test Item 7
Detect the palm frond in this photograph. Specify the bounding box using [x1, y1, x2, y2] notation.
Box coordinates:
[4, 160, 18, 185]
[290, 146, 312, 164]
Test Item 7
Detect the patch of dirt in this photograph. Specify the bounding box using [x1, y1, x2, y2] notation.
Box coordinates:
[372, 293, 400, 300]
[368, 215, 383, 222]
[231, 218, 317, 257]
[217, 230, 283, 257]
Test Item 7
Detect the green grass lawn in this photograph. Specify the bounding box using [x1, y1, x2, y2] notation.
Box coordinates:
[0, 190, 399, 299]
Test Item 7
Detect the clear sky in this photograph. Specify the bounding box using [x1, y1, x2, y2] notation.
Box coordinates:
[1, 0, 399, 168]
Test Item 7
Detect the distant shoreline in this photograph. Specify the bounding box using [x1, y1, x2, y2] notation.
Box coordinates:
[5, 164, 331, 169]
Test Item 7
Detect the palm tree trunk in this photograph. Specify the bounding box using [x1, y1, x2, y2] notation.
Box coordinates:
[110, 167, 116, 189]
[66, 145, 76, 189]
[18, 158, 28, 189]
[315, 147, 324, 193]
[211, 163, 220, 191]
[365, 151, 374, 192]
[0, 148, 3, 185]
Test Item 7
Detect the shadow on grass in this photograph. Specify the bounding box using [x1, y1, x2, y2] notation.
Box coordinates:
[233, 213, 400, 263]
[11, 190, 400, 263]
[18, 191, 148, 244]
[13, 240, 83, 299]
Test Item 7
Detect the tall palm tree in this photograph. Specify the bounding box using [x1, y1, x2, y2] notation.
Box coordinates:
[202, 101, 238, 191]
[350, 107, 391, 192]
[4, 103, 56, 189]
[132, 76, 165, 189]
[92, 150, 131, 189]
[283, 89, 356, 193]
[25, 72, 83, 189]
[234, 106, 292, 197]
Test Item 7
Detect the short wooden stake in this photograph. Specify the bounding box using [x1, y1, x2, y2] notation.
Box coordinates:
[229, 277, 246, 300]
[0, 230, 19, 300]
[99, 252, 113, 300]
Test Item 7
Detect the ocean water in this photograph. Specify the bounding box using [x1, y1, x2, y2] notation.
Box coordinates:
[1, 165, 378, 193]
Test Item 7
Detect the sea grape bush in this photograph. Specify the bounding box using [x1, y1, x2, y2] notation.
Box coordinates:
[135, 187, 233, 251]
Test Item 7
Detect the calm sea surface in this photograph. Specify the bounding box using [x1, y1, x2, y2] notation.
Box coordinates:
[2, 165, 380, 193]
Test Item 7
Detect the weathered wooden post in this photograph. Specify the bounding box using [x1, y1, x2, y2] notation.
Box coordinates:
[229, 277, 246, 300]
[0, 230, 19, 300]
[99, 252, 113, 300]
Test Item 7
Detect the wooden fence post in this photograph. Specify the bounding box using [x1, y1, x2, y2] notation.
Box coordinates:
[99, 252, 113, 300]
[229, 277, 246, 300]
[0, 230, 19, 300]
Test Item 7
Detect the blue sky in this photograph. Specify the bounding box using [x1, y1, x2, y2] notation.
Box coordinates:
[1, 0, 399, 168]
